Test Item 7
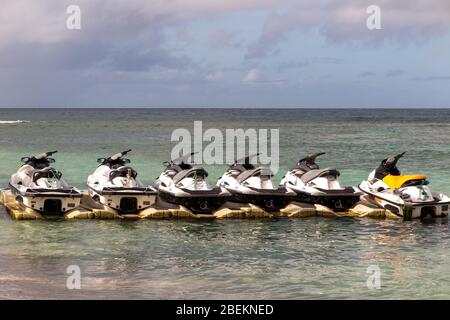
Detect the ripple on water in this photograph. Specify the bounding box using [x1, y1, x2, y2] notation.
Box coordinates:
[1, 216, 450, 299]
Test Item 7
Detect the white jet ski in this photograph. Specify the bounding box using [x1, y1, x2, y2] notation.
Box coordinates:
[217, 153, 293, 212]
[154, 153, 231, 214]
[358, 152, 450, 219]
[9, 150, 82, 215]
[280, 152, 362, 211]
[87, 149, 157, 213]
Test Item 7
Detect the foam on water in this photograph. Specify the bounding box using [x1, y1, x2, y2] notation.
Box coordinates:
[0, 120, 30, 124]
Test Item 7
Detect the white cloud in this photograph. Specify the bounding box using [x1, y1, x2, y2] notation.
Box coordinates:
[242, 68, 259, 82]
[205, 71, 224, 81]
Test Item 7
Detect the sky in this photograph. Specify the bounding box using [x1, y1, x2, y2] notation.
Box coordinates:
[0, 0, 450, 108]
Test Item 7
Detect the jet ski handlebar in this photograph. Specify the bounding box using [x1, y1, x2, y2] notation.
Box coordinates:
[166, 152, 197, 166]
[395, 152, 406, 160]
[109, 149, 132, 161]
[383, 151, 406, 167]
[298, 152, 325, 164]
[97, 149, 132, 165]
[233, 153, 261, 166]
[34, 150, 58, 160]
[21, 150, 58, 163]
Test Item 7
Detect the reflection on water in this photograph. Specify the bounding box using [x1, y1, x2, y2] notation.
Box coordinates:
[1, 212, 449, 299]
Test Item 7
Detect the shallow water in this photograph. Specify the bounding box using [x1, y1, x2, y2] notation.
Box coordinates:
[1, 215, 449, 299]
[1, 108, 450, 299]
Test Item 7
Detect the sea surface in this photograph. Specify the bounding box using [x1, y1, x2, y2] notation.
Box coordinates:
[1, 108, 450, 299]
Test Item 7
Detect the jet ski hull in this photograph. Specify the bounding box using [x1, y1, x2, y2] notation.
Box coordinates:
[226, 188, 291, 212]
[88, 186, 157, 213]
[158, 187, 230, 214]
[358, 183, 450, 219]
[9, 183, 82, 215]
[288, 187, 361, 212]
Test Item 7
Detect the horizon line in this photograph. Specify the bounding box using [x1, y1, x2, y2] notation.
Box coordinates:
[1, 106, 450, 109]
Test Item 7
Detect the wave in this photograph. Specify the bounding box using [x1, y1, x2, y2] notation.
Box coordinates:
[0, 120, 30, 124]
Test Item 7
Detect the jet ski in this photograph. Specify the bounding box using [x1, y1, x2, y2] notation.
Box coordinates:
[87, 149, 157, 213]
[280, 152, 362, 212]
[358, 152, 450, 219]
[154, 153, 231, 214]
[9, 151, 82, 215]
[217, 153, 293, 212]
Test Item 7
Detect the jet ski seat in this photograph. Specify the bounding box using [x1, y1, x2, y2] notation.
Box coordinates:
[28, 159, 52, 170]
[230, 163, 256, 173]
[236, 167, 274, 183]
[32, 167, 62, 183]
[166, 163, 193, 173]
[300, 168, 340, 184]
[172, 166, 208, 185]
[293, 163, 318, 172]
[109, 166, 138, 181]
[382, 174, 427, 189]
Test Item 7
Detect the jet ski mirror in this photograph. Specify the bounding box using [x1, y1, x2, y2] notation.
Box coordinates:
[20, 157, 30, 163]
[97, 158, 106, 164]
[47, 158, 56, 164]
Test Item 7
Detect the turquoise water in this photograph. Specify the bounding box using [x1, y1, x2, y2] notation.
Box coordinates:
[1, 108, 450, 299]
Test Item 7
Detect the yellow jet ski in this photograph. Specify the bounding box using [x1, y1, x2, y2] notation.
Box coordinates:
[358, 152, 450, 219]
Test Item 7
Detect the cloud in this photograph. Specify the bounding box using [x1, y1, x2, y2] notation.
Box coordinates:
[209, 31, 239, 49]
[242, 68, 259, 82]
[0, 0, 278, 71]
[277, 61, 309, 72]
[205, 71, 224, 81]
[277, 57, 344, 72]
[247, 0, 450, 58]
[241, 68, 287, 84]
[359, 71, 376, 77]
[1, 0, 450, 107]
[411, 76, 450, 81]
[386, 69, 405, 77]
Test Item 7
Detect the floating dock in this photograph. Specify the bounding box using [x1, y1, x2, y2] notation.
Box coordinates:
[0, 189, 404, 221]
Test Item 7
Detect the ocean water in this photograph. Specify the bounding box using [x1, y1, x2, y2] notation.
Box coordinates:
[1, 108, 450, 299]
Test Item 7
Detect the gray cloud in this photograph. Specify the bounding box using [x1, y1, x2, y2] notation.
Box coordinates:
[359, 71, 376, 77]
[277, 57, 345, 72]
[1, 0, 450, 108]
[411, 76, 450, 81]
[209, 31, 240, 49]
[386, 69, 405, 77]
[277, 61, 309, 72]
